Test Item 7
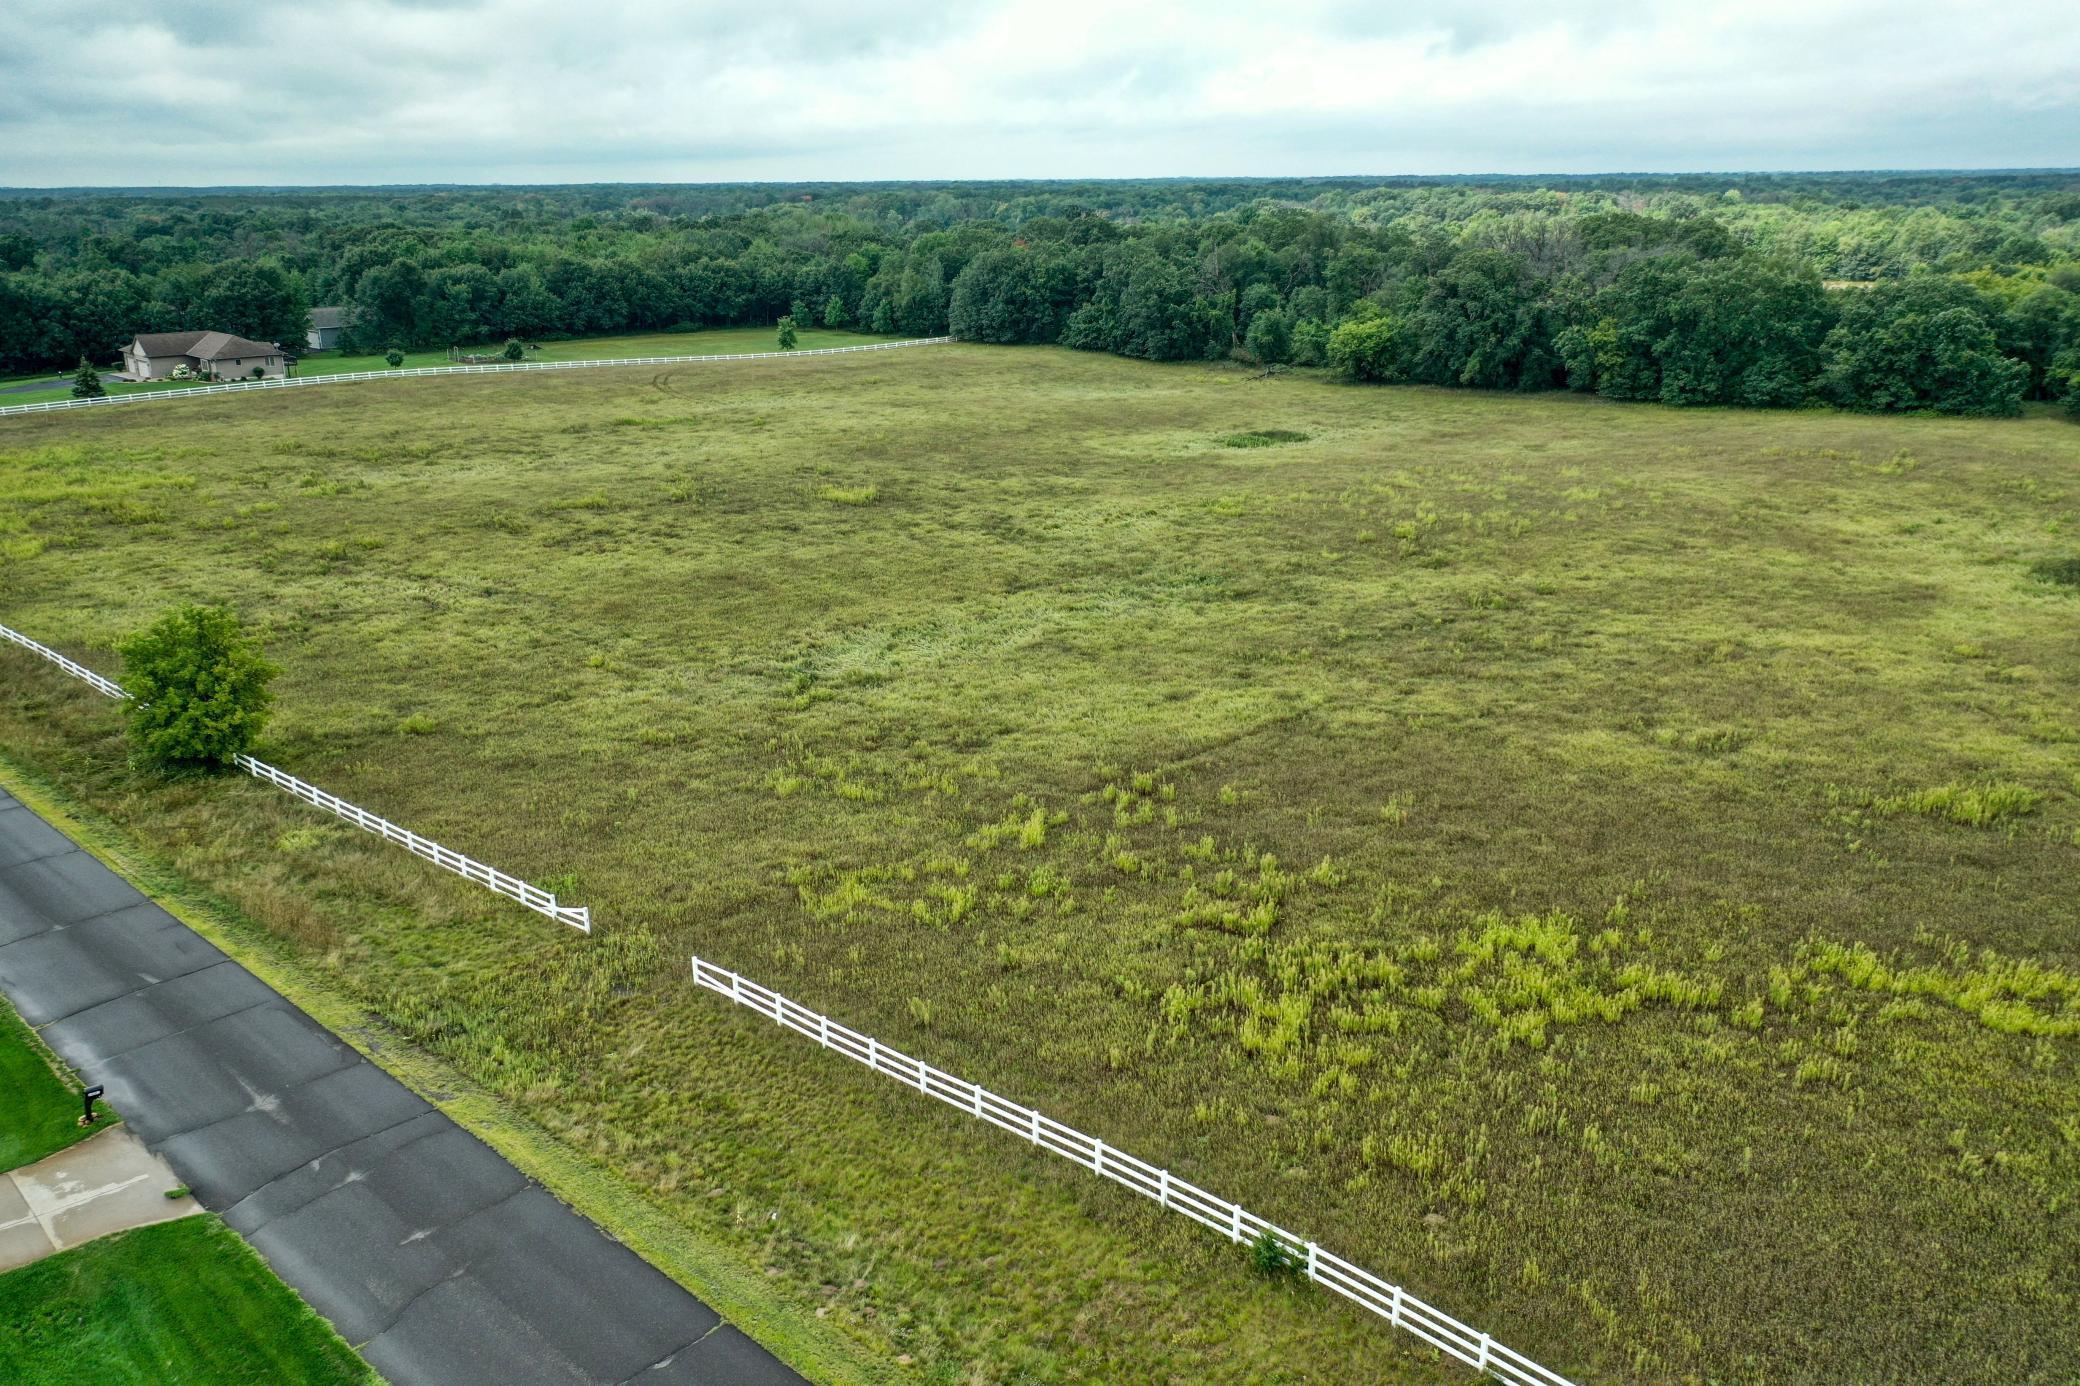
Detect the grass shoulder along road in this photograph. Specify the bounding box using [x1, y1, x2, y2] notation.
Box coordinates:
[0, 760, 904, 1386]
[0, 1217, 378, 1386]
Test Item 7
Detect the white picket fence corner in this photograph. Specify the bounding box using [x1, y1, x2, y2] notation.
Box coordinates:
[0, 337, 954, 420]
[0, 620, 589, 933]
[689, 955, 1579, 1386]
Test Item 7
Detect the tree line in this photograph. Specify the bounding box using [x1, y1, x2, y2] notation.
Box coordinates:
[1, 175, 2075, 417]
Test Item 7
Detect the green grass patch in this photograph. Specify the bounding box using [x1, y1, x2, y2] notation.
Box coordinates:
[818, 483, 879, 506]
[0, 329, 906, 407]
[0, 997, 103, 1170]
[297, 326, 902, 379]
[0, 1218, 376, 1385]
[1879, 782, 2046, 827]
[1218, 429, 1310, 448]
[2030, 555, 2080, 590]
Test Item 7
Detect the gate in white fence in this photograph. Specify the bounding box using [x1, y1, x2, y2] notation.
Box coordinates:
[0, 621, 589, 932]
[690, 955, 1580, 1386]
[0, 338, 953, 420]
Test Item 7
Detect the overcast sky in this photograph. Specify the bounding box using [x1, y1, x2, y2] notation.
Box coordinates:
[0, 0, 2073, 186]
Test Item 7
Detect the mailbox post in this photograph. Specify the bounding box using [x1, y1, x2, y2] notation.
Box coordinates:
[81, 1084, 104, 1126]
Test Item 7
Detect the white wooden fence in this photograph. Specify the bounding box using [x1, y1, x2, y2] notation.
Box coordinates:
[689, 955, 1580, 1386]
[0, 622, 126, 699]
[0, 620, 590, 932]
[0, 337, 953, 420]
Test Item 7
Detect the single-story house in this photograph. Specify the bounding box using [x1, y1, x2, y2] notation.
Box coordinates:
[123, 331, 288, 382]
[307, 306, 354, 351]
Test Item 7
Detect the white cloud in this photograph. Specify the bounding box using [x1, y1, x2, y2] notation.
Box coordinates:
[0, 0, 2072, 184]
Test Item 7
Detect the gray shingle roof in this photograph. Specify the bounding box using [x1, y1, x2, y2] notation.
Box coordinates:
[186, 331, 281, 361]
[309, 306, 353, 330]
[129, 330, 281, 360]
[130, 331, 209, 357]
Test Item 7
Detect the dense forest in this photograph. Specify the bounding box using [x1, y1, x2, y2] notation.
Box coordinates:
[2, 173, 2077, 417]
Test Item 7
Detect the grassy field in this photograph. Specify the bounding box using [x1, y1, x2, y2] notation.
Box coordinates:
[0, 344, 2075, 1383]
[0, 1217, 377, 1385]
[0, 327, 902, 405]
[0, 997, 105, 1170]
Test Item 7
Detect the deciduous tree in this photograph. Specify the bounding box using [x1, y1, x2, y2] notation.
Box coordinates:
[118, 606, 277, 770]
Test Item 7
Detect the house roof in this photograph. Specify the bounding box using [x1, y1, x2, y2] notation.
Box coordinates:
[130, 331, 209, 357]
[129, 330, 280, 361]
[187, 331, 281, 361]
[309, 306, 353, 330]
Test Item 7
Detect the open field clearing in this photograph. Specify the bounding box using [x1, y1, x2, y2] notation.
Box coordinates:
[0, 344, 2076, 1383]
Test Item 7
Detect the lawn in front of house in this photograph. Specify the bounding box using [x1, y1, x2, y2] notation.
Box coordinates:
[0, 1217, 378, 1386]
[0, 326, 907, 406]
[295, 325, 905, 377]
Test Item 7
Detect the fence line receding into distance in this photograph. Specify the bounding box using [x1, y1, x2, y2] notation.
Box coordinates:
[689, 955, 1580, 1386]
[0, 338, 953, 419]
[0, 621, 589, 932]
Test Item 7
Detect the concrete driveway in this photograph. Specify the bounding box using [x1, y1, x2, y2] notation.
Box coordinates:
[0, 787, 806, 1386]
[0, 1125, 201, 1273]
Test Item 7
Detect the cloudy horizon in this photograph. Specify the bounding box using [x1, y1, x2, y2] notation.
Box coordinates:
[1, 0, 2074, 188]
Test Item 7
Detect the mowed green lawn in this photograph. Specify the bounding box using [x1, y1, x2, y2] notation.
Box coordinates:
[0, 997, 103, 1170]
[0, 1218, 377, 1386]
[297, 325, 905, 376]
[0, 327, 903, 405]
[0, 345, 2075, 1384]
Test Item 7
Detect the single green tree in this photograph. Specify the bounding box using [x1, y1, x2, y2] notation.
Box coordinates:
[1326, 315, 1400, 381]
[118, 606, 278, 770]
[384, 346, 405, 368]
[822, 293, 847, 329]
[71, 356, 105, 398]
[776, 315, 798, 350]
[1288, 318, 1330, 367]
[1244, 309, 1292, 365]
[501, 337, 525, 361]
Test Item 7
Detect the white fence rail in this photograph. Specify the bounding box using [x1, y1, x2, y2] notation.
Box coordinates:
[0, 622, 128, 699]
[0, 337, 954, 420]
[0, 620, 589, 932]
[689, 955, 1579, 1386]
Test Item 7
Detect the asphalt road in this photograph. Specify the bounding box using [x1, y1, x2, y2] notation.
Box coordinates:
[0, 786, 806, 1386]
